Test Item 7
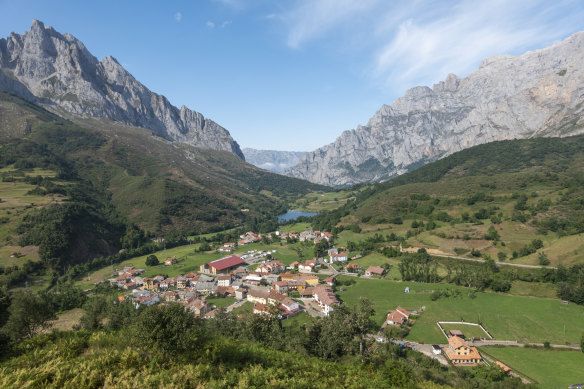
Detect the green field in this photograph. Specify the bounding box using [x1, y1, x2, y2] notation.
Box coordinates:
[206, 296, 236, 309]
[480, 346, 584, 388]
[282, 311, 316, 328]
[335, 276, 584, 345]
[439, 323, 490, 340]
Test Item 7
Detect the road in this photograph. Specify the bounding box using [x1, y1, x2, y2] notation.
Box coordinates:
[430, 253, 556, 270]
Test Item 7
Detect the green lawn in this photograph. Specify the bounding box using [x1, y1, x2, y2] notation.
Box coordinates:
[480, 346, 584, 388]
[440, 323, 490, 340]
[282, 311, 316, 328]
[351, 252, 401, 280]
[335, 276, 584, 345]
[206, 296, 236, 309]
[229, 301, 253, 316]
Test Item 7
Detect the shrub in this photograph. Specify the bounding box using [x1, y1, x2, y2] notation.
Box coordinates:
[145, 255, 159, 266]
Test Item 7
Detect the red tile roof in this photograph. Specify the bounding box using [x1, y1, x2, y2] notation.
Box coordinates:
[207, 255, 245, 271]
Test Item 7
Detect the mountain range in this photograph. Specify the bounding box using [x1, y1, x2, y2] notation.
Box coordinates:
[286, 31, 584, 187]
[0, 20, 244, 158]
[242, 148, 305, 174]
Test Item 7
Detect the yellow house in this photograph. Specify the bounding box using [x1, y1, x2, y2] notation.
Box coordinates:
[444, 336, 481, 366]
[280, 272, 319, 286]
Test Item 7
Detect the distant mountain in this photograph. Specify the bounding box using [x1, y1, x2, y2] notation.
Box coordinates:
[0, 20, 244, 158]
[242, 148, 305, 174]
[286, 31, 584, 187]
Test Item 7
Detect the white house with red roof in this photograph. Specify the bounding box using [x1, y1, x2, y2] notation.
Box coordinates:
[385, 306, 413, 326]
[330, 252, 348, 263]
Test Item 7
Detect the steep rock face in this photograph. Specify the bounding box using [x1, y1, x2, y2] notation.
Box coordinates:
[242, 148, 305, 174]
[286, 32, 584, 187]
[0, 20, 244, 158]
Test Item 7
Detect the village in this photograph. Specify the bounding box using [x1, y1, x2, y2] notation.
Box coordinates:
[105, 227, 511, 371]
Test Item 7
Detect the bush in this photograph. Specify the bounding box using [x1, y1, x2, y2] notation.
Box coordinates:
[145, 255, 159, 266]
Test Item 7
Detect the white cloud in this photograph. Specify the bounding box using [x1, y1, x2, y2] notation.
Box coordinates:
[207, 21, 215, 28]
[283, 0, 379, 48]
[221, 21, 232, 28]
[174, 12, 182, 22]
[276, 0, 584, 93]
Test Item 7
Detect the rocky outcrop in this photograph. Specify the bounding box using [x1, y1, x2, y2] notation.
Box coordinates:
[0, 20, 244, 158]
[286, 32, 584, 187]
[242, 148, 305, 173]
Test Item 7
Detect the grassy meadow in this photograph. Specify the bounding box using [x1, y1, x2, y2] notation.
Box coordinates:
[335, 276, 584, 345]
[480, 346, 584, 388]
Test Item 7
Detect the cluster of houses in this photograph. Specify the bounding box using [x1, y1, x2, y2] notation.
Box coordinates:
[274, 227, 332, 244]
[110, 252, 342, 317]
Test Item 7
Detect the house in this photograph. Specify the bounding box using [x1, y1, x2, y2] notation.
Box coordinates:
[165, 291, 179, 302]
[299, 228, 317, 242]
[344, 263, 362, 273]
[253, 302, 271, 316]
[279, 297, 301, 318]
[272, 280, 289, 294]
[256, 260, 286, 274]
[164, 257, 177, 266]
[313, 285, 339, 316]
[325, 276, 336, 286]
[200, 255, 245, 274]
[263, 274, 280, 284]
[143, 278, 159, 290]
[288, 261, 300, 269]
[240, 231, 261, 244]
[247, 288, 270, 305]
[365, 266, 386, 277]
[280, 272, 319, 286]
[218, 242, 236, 253]
[185, 298, 209, 317]
[267, 290, 287, 306]
[299, 259, 317, 273]
[235, 286, 248, 300]
[444, 335, 481, 366]
[217, 275, 232, 287]
[193, 282, 217, 294]
[133, 293, 159, 308]
[330, 252, 348, 262]
[176, 276, 188, 289]
[122, 282, 138, 290]
[385, 307, 413, 326]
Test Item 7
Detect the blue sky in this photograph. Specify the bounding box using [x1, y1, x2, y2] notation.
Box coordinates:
[1, 0, 583, 151]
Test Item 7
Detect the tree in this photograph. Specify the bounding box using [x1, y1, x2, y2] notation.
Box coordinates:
[538, 252, 550, 266]
[2, 291, 56, 340]
[79, 297, 109, 330]
[145, 254, 159, 266]
[134, 303, 200, 355]
[581, 333, 584, 353]
[352, 298, 375, 357]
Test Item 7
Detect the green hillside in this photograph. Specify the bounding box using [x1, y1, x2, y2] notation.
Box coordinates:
[0, 92, 326, 276]
[309, 135, 584, 267]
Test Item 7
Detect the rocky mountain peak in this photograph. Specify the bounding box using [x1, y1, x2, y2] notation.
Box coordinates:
[286, 31, 584, 187]
[0, 20, 244, 159]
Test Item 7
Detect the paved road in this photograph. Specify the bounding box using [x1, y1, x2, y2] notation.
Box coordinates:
[430, 253, 556, 270]
[470, 339, 581, 350]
